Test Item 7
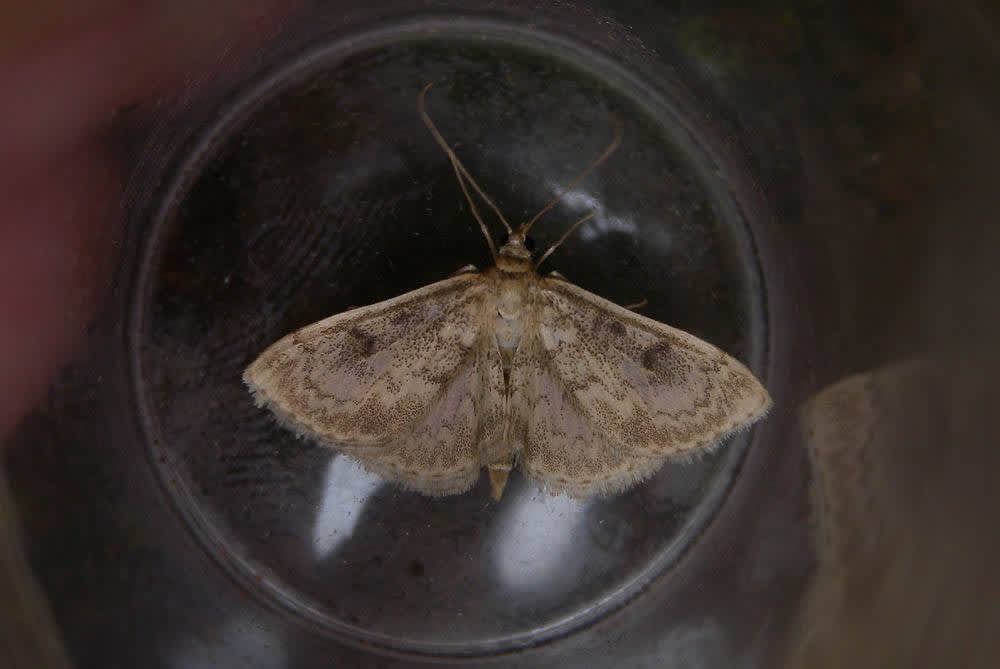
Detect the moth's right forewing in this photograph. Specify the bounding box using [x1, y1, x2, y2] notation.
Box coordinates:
[512, 333, 677, 498]
[533, 278, 771, 459]
[244, 273, 492, 447]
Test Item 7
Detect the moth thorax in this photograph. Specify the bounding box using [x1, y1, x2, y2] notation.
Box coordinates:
[497, 282, 525, 319]
[496, 254, 533, 273]
[495, 281, 526, 354]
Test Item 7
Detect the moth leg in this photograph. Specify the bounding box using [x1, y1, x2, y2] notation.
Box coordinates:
[449, 264, 479, 277]
[546, 270, 567, 281]
[623, 297, 648, 312]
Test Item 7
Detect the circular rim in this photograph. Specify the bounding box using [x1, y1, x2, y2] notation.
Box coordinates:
[127, 15, 770, 659]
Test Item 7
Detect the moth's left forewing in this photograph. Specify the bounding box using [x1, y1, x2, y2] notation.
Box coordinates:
[244, 273, 491, 448]
[533, 277, 771, 459]
[244, 271, 510, 497]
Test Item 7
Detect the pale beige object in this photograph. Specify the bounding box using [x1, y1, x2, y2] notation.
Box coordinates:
[244, 83, 771, 500]
[786, 359, 1000, 669]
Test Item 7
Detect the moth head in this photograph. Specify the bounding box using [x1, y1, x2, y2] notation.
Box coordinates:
[497, 231, 536, 273]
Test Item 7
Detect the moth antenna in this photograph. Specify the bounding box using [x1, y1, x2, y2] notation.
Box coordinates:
[452, 150, 514, 236]
[418, 83, 499, 259]
[521, 117, 623, 235]
[534, 211, 595, 270]
[418, 84, 513, 259]
[452, 158, 498, 261]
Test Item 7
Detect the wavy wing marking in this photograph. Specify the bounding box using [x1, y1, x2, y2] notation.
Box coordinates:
[509, 335, 673, 498]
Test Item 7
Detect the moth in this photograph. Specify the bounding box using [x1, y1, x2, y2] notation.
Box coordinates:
[244, 83, 771, 501]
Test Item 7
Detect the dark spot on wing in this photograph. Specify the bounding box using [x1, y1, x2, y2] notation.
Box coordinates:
[640, 340, 695, 387]
[348, 326, 375, 357]
[642, 342, 670, 371]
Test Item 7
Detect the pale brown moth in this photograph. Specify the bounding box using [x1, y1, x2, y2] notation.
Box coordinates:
[244, 83, 772, 501]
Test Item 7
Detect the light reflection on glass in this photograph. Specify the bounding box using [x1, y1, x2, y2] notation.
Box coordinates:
[170, 616, 286, 669]
[649, 620, 745, 669]
[555, 190, 638, 241]
[312, 455, 383, 560]
[492, 490, 590, 591]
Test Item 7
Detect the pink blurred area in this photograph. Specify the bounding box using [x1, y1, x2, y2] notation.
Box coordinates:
[0, 1, 298, 440]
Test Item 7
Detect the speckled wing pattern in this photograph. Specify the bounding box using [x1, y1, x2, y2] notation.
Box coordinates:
[243, 272, 503, 495]
[245, 270, 769, 499]
[512, 276, 771, 498]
